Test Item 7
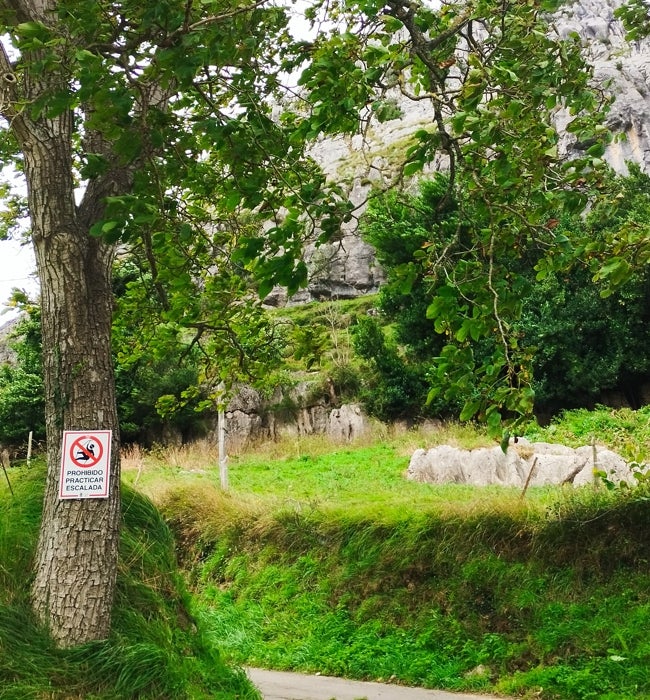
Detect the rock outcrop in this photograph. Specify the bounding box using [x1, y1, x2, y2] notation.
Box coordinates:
[0, 316, 20, 366]
[277, 0, 650, 306]
[213, 383, 368, 450]
[556, 0, 650, 171]
[407, 437, 637, 487]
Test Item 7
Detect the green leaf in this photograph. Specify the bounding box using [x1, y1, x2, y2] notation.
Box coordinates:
[451, 112, 468, 133]
[15, 21, 49, 39]
[381, 15, 403, 32]
[459, 398, 481, 422]
[89, 221, 105, 237]
[499, 430, 510, 454]
[223, 191, 242, 212]
[426, 386, 441, 405]
[403, 160, 424, 177]
[258, 278, 274, 299]
[587, 142, 606, 158]
[486, 409, 502, 437]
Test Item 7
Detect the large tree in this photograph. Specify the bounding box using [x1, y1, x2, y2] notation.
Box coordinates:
[0, 0, 614, 647]
[0, 0, 346, 647]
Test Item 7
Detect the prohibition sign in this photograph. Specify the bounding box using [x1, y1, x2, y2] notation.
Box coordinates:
[60, 430, 112, 500]
[69, 435, 103, 468]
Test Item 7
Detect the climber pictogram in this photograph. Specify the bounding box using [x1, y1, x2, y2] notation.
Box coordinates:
[59, 430, 112, 500]
[69, 435, 103, 468]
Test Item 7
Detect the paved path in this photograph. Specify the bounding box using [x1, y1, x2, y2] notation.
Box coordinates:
[246, 668, 508, 700]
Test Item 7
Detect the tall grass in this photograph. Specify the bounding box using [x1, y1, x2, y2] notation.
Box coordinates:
[154, 407, 650, 699]
[0, 463, 259, 700]
[162, 484, 650, 699]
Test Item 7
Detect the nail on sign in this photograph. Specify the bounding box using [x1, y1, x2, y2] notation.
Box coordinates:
[59, 430, 112, 500]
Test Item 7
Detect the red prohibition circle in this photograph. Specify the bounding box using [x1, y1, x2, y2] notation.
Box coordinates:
[69, 436, 103, 468]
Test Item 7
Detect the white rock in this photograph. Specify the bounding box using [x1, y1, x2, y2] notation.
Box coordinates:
[406, 442, 637, 488]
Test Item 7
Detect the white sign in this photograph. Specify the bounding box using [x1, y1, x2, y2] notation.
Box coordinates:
[59, 430, 112, 500]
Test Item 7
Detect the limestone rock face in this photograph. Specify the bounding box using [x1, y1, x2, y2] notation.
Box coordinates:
[406, 438, 636, 487]
[214, 382, 368, 450]
[282, 0, 650, 305]
[328, 403, 367, 442]
[0, 316, 20, 366]
[555, 0, 650, 171]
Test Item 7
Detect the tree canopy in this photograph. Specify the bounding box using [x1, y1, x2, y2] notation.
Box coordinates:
[0, 0, 354, 647]
[0, 0, 630, 645]
[0, 0, 616, 437]
[290, 0, 611, 434]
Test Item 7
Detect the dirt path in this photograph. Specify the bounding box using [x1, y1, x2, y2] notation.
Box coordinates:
[246, 668, 509, 700]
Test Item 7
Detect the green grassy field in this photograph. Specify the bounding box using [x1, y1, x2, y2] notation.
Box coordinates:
[4, 406, 650, 699]
[149, 408, 650, 700]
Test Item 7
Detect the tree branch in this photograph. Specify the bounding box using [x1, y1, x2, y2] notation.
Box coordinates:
[163, 0, 270, 46]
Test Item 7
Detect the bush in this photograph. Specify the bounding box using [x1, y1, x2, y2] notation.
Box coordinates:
[351, 316, 431, 422]
[0, 312, 45, 445]
[358, 169, 650, 422]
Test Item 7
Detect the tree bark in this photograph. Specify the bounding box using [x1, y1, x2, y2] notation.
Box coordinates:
[24, 124, 121, 647]
[2, 46, 123, 645]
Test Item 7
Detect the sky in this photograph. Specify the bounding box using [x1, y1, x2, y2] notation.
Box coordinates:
[0, 237, 37, 324]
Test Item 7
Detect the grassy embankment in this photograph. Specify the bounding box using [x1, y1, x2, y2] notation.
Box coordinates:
[0, 467, 259, 699]
[3, 407, 650, 699]
[136, 407, 650, 700]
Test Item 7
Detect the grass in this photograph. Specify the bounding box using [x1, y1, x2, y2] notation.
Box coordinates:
[123, 420, 549, 513]
[165, 486, 650, 699]
[0, 464, 259, 700]
[148, 408, 650, 700]
[6, 407, 650, 698]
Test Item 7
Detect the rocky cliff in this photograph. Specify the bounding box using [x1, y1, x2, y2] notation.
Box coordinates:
[558, 0, 650, 170]
[275, 0, 650, 305]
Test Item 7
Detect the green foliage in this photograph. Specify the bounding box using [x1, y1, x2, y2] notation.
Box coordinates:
[527, 405, 650, 465]
[112, 236, 288, 423]
[358, 172, 540, 431]
[0, 0, 642, 446]
[281, 298, 370, 370]
[520, 166, 650, 413]
[0, 466, 258, 699]
[0, 367, 44, 444]
[327, 362, 362, 403]
[0, 312, 44, 445]
[0, 0, 353, 460]
[354, 177, 466, 421]
[115, 356, 205, 445]
[580, 165, 650, 294]
[290, 321, 331, 370]
[0, 0, 625, 443]
[352, 316, 432, 422]
[360, 175, 459, 360]
[615, 0, 650, 41]
[294, 0, 610, 432]
[357, 165, 650, 425]
[519, 266, 650, 413]
[0, 294, 209, 446]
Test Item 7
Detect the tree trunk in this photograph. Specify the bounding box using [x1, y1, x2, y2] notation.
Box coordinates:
[18, 113, 122, 647]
